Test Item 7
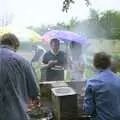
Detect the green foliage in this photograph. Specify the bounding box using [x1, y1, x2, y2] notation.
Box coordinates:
[32, 62, 41, 83]
[99, 10, 120, 39]
[28, 9, 120, 40]
[62, 0, 75, 12]
[62, 0, 90, 12]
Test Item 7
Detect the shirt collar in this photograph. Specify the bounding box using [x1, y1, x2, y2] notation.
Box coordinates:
[50, 50, 59, 56]
[0, 45, 15, 51]
[94, 68, 110, 74]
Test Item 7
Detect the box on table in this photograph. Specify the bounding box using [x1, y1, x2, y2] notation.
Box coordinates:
[51, 87, 78, 120]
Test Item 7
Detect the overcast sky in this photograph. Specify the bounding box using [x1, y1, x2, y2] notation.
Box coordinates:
[0, 0, 120, 26]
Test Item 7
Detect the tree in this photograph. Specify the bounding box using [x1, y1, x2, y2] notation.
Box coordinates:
[89, 9, 99, 22]
[87, 9, 105, 38]
[28, 9, 120, 39]
[66, 17, 80, 30]
[99, 10, 120, 39]
[62, 0, 90, 12]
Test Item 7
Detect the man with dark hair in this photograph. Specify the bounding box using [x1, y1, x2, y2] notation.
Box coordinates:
[41, 38, 67, 81]
[84, 52, 120, 120]
[0, 33, 40, 120]
[93, 52, 111, 70]
[0, 33, 20, 51]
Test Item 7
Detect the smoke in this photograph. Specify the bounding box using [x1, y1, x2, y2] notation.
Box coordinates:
[64, 22, 120, 78]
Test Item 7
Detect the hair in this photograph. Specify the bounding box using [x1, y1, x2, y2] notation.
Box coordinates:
[93, 52, 111, 70]
[70, 41, 81, 49]
[50, 38, 59, 45]
[0, 33, 20, 50]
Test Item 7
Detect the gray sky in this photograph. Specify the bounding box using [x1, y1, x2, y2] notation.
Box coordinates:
[0, 0, 120, 26]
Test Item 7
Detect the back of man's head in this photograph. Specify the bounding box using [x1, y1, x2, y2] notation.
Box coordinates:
[93, 52, 111, 70]
[0, 33, 20, 51]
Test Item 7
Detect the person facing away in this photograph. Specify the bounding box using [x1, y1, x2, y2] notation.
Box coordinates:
[84, 52, 120, 120]
[0, 33, 40, 120]
[41, 38, 67, 81]
[70, 41, 86, 81]
[31, 44, 46, 62]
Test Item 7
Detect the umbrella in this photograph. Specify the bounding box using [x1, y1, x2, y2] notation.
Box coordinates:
[0, 26, 41, 42]
[42, 30, 89, 46]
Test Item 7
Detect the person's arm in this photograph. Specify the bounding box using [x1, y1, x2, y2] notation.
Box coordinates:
[84, 79, 96, 115]
[25, 61, 40, 100]
[78, 63, 85, 72]
[41, 60, 58, 69]
[41, 52, 57, 69]
[25, 61, 41, 110]
[41, 62, 49, 69]
[61, 52, 68, 68]
[78, 55, 86, 72]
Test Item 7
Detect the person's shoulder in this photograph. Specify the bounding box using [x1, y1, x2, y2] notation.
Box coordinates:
[44, 50, 51, 55]
[59, 50, 66, 55]
[86, 75, 104, 87]
[12, 52, 29, 64]
[0, 47, 30, 65]
[43, 50, 51, 57]
[4, 52, 30, 70]
[59, 50, 65, 53]
[108, 70, 120, 81]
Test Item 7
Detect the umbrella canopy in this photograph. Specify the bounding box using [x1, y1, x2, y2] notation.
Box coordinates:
[42, 30, 89, 46]
[0, 26, 41, 42]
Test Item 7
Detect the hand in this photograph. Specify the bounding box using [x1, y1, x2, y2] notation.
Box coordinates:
[78, 65, 84, 72]
[27, 99, 41, 112]
[48, 60, 57, 67]
[32, 99, 41, 107]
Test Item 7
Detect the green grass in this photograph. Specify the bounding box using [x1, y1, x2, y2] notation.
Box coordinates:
[85, 68, 95, 80]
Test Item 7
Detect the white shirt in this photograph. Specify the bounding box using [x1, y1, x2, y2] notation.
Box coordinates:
[71, 54, 86, 81]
